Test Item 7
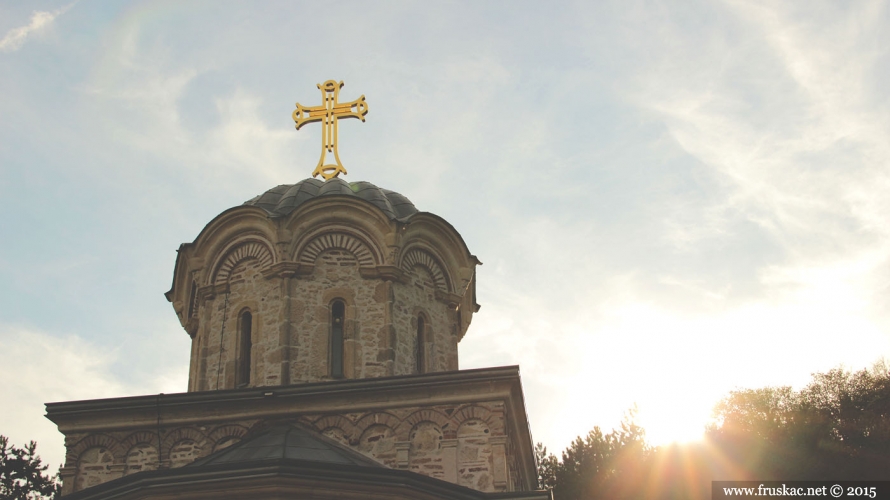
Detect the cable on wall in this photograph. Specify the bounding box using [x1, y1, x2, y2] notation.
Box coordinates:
[215, 291, 229, 390]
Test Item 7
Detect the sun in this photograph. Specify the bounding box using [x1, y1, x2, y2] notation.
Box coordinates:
[638, 406, 708, 447]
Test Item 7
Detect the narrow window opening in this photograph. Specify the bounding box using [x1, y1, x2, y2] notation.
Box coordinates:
[331, 301, 345, 378]
[416, 315, 425, 374]
[187, 281, 198, 318]
[237, 311, 252, 387]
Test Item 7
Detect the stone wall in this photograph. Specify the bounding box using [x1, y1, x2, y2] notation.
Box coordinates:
[172, 197, 479, 392]
[60, 422, 254, 495]
[300, 401, 511, 492]
[191, 244, 462, 390]
[60, 401, 518, 495]
[391, 262, 459, 375]
[196, 258, 283, 390]
[289, 249, 389, 381]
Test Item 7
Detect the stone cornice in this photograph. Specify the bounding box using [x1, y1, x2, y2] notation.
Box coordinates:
[46, 367, 539, 491]
[435, 289, 463, 307]
[359, 265, 407, 282]
[46, 366, 520, 427]
[260, 261, 304, 278]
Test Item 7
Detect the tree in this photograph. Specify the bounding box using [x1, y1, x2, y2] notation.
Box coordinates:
[537, 408, 652, 500]
[537, 361, 890, 499]
[535, 442, 558, 490]
[0, 436, 60, 500]
[707, 361, 890, 479]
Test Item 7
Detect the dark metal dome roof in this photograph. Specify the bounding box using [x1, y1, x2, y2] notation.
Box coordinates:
[244, 178, 418, 221]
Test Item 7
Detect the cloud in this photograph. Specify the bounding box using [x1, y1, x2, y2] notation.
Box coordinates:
[621, 1, 890, 256]
[466, 250, 890, 450]
[0, 4, 74, 53]
[78, 23, 300, 196]
[203, 89, 296, 185]
[0, 324, 132, 469]
[0, 322, 186, 469]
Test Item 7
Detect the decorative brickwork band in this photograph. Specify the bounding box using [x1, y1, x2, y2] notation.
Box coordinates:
[298, 232, 377, 267]
[213, 240, 275, 285]
[401, 249, 450, 292]
[69, 433, 123, 466]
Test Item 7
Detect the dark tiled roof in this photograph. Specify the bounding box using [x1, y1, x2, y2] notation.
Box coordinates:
[244, 178, 418, 220]
[188, 424, 384, 468]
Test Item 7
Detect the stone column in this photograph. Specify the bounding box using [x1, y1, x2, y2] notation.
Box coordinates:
[440, 438, 459, 484]
[395, 441, 410, 469]
[490, 436, 508, 491]
[59, 467, 76, 496]
[278, 274, 292, 386]
[382, 280, 395, 376]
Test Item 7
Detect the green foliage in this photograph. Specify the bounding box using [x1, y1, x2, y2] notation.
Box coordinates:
[0, 436, 60, 500]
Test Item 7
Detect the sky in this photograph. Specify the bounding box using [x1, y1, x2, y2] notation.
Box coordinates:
[1, 0, 889, 471]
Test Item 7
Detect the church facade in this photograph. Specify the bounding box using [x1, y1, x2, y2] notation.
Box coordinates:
[45, 82, 549, 500]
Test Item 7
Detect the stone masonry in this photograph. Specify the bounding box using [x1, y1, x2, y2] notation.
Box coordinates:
[168, 190, 478, 391]
[48, 368, 538, 496]
[46, 180, 544, 497]
[60, 402, 516, 495]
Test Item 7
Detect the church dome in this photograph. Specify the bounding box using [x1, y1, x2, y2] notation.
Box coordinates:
[168, 173, 480, 391]
[244, 178, 418, 221]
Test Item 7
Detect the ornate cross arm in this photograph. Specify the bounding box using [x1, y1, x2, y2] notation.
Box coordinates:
[292, 80, 369, 180]
[293, 95, 368, 130]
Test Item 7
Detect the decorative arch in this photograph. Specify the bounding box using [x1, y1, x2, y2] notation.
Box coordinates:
[354, 412, 402, 435]
[400, 248, 449, 292]
[212, 240, 275, 285]
[453, 405, 496, 430]
[310, 414, 358, 441]
[160, 427, 207, 457]
[75, 445, 117, 491]
[68, 433, 123, 466]
[208, 424, 249, 451]
[298, 232, 377, 267]
[396, 409, 456, 440]
[119, 431, 158, 453]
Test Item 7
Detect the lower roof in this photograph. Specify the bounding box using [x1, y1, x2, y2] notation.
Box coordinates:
[187, 423, 383, 468]
[61, 450, 552, 500]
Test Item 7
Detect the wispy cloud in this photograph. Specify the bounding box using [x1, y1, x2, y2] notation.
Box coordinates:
[459, 0, 890, 451]
[625, 1, 890, 255]
[0, 325, 127, 468]
[2, 0, 888, 458]
[0, 4, 74, 53]
[0, 323, 188, 469]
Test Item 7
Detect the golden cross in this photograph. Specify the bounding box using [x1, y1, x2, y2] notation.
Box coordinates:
[292, 80, 369, 180]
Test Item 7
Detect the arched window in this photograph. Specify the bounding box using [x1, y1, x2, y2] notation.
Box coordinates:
[416, 315, 425, 374]
[237, 311, 252, 387]
[330, 300, 345, 378]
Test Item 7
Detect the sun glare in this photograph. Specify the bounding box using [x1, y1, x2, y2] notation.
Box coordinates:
[641, 410, 707, 446]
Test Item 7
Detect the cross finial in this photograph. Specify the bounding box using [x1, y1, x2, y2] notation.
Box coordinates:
[292, 80, 369, 180]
